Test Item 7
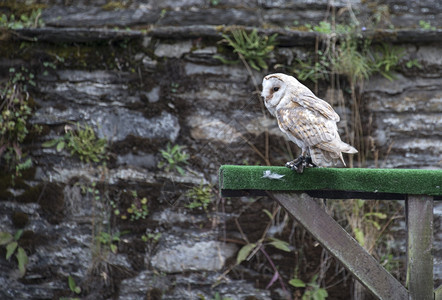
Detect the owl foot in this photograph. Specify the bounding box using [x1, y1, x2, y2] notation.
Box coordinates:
[285, 156, 316, 174]
[305, 156, 316, 168]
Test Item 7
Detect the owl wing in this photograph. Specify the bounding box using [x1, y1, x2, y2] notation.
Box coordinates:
[277, 106, 338, 147]
[294, 90, 340, 122]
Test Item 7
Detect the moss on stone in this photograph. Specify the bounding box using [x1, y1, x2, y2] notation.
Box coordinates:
[0, 1, 46, 18]
[38, 183, 65, 224]
[15, 182, 65, 223]
[101, 1, 129, 11]
[12, 211, 29, 228]
[16, 183, 42, 203]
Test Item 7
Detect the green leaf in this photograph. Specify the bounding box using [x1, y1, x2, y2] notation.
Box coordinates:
[365, 212, 387, 219]
[0, 232, 13, 245]
[16, 247, 28, 277]
[42, 139, 60, 148]
[6, 241, 18, 260]
[354, 228, 365, 246]
[214, 55, 239, 65]
[56, 141, 65, 152]
[176, 166, 185, 175]
[317, 288, 328, 298]
[309, 274, 318, 284]
[248, 59, 259, 71]
[256, 57, 268, 70]
[68, 275, 82, 294]
[366, 219, 381, 230]
[110, 244, 118, 254]
[289, 278, 306, 287]
[268, 238, 291, 252]
[262, 209, 273, 220]
[14, 229, 23, 241]
[74, 286, 81, 294]
[236, 243, 256, 265]
[68, 275, 76, 291]
[16, 158, 32, 171]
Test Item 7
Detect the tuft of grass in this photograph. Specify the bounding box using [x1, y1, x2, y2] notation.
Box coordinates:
[294, 36, 405, 84]
[293, 50, 331, 82]
[333, 38, 373, 83]
[216, 28, 278, 71]
[371, 43, 405, 81]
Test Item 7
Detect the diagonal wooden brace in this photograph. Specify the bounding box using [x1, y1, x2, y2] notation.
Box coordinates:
[270, 192, 409, 300]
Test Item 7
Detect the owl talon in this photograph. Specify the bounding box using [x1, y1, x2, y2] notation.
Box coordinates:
[305, 156, 317, 168]
[285, 156, 316, 174]
[285, 156, 306, 174]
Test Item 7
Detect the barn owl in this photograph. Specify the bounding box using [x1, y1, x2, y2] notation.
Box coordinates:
[261, 73, 357, 173]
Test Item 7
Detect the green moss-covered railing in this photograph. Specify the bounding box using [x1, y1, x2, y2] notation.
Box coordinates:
[219, 165, 442, 300]
[219, 165, 442, 199]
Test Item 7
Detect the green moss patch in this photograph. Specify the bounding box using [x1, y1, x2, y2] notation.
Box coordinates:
[219, 165, 442, 197]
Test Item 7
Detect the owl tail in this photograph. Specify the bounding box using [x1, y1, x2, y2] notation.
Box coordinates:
[341, 142, 358, 153]
[334, 141, 358, 166]
[310, 141, 357, 167]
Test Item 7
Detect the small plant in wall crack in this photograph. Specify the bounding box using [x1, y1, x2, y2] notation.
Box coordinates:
[0, 68, 41, 181]
[68, 275, 81, 295]
[96, 231, 128, 254]
[158, 142, 189, 175]
[111, 190, 149, 221]
[0, 9, 44, 29]
[170, 82, 180, 93]
[125, 190, 149, 221]
[141, 232, 161, 243]
[77, 180, 102, 203]
[43, 122, 107, 164]
[0, 229, 28, 277]
[185, 182, 213, 211]
[418, 20, 436, 30]
[59, 275, 82, 300]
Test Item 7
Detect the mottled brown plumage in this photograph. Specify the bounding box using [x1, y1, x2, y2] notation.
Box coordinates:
[261, 73, 357, 172]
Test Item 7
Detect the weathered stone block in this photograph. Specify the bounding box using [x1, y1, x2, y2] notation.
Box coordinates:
[151, 238, 237, 273]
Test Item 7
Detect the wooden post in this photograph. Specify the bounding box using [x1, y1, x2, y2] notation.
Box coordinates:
[435, 285, 442, 300]
[406, 195, 434, 300]
[271, 193, 408, 300]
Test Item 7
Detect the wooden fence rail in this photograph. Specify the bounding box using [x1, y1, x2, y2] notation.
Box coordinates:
[219, 165, 442, 300]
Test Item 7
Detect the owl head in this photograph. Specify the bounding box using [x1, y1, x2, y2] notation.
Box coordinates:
[261, 73, 300, 116]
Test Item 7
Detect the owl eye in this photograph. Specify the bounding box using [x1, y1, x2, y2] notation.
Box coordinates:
[273, 87, 280, 92]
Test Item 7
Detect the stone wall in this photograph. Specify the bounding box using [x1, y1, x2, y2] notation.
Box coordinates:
[0, 1, 441, 299]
